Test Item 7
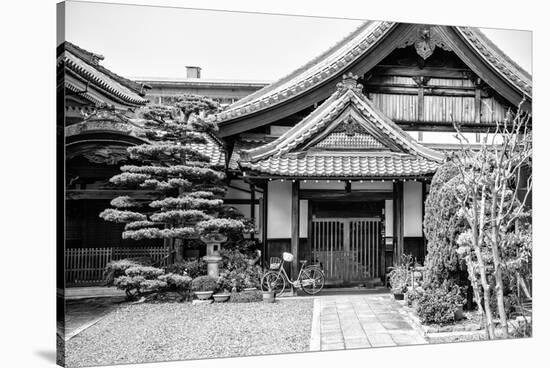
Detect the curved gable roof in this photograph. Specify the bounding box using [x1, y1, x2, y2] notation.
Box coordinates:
[216, 21, 531, 130]
[239, 75, 444, 179]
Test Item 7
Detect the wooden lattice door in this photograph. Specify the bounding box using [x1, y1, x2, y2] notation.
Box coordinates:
[311, 217, 382, 284]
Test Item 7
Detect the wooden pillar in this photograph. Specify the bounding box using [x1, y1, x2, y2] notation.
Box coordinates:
[261, 181, 268, 267]
[291, 180, 300, 278]
[250, 184, 255, 240]
[474, 78, 482, 143]
[393, 181, 404, 264]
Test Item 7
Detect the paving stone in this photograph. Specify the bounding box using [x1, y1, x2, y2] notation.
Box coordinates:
[313, 294, 425, 352]
[321, 343, 345, 351]
[344, 338, 372, 349]
[381, 321, 414, 330]
[390, 332, 427, 346]
[360, 322, 387, 333]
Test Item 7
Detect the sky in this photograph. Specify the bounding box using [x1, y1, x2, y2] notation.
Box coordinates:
[65, 1, 532, 82]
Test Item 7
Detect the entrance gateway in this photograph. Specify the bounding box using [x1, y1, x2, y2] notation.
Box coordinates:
[309, 200, 384, 285]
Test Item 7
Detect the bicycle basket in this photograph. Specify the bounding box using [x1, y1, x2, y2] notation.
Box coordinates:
[269, 257, 281, 270]
[282, 252, 294, 262]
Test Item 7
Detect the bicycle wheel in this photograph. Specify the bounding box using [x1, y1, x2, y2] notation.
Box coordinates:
[299, 266, 325, 295]
[261, 271, 286, 297]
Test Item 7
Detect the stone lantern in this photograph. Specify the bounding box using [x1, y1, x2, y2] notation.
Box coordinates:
[200, 232, 227, 278]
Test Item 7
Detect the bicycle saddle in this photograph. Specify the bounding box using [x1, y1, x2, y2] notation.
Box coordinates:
[299, 260, 307, 265]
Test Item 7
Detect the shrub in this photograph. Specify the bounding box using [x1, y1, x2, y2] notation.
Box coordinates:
[423, 162, 469, 288]
[415, 284, 465, 325]
[191, 275, 218, 292]
[388, 255, 412, 293]
[158, 273, 193, 301]
[405, 287, 424, 308]
[217, 249, 262, 292]
[103, 259, 142, 286]
[166, 259, 207, 278]
[229, 290, 263, 303]
[112, 264, 166, 299]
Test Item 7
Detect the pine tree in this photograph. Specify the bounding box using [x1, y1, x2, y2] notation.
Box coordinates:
[100, 95, 246, 261]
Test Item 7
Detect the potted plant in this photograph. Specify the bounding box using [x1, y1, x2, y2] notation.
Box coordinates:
[213, 275, 231, 303]
[388, 265, 409, 300]
[262, 283, 275, 303]
[191, 275, 218, 300]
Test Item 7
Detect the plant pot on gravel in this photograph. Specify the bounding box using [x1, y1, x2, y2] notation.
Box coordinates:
[393, 292, 405, 300]
[192, 275, 218, 300]
[262, 290, 275, 303]
[213, 293, 230, 302]
[454, 305, 464, 320]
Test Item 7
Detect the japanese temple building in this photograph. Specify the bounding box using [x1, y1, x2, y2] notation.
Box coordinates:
[61, 20, 531, 287]
[217, 21, 531, 285]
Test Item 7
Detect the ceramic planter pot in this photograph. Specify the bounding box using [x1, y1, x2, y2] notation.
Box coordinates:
[262, 291, 275, 303]
[194, 291, 214, 300]
[393, 292, 404, 300]
[454, 305, 464, 320]
[213, 293, 230, 303]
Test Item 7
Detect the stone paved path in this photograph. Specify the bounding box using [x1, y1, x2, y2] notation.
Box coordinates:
[310, 294, 426, 351]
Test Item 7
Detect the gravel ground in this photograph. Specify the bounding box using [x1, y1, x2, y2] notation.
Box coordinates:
[65, 299, 313, 367]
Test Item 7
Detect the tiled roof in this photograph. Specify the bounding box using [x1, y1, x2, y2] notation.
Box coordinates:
[241, 152, 439, 178]
[216, 22, 531, 124]
[238, 74, 444, 178]
[457, 27, 532, 98]
[58, 42, 149, 106]
[216, 21, 395, 123]
[241, 75, 444, 164]
[198, 134, 226, 168]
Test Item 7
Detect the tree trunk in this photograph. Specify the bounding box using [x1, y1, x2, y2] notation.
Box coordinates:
[473, 246, 496, 339]
[174, 238, 184, 262]
[491, 189, 509, 338]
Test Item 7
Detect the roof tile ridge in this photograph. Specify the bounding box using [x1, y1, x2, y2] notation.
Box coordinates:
[456, 27, 531, 96]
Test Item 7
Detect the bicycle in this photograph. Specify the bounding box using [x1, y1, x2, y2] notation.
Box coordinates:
[260, 252, 325, 296]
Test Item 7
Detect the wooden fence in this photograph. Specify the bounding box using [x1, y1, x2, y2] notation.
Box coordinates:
[65, 247, 170, 286]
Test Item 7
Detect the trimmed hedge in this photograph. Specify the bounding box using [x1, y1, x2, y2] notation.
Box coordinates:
[423, 161, 467, 288]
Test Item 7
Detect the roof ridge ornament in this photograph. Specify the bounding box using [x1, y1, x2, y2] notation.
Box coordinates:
[398, 25, 451, 60]
[336, 73, 363, 94]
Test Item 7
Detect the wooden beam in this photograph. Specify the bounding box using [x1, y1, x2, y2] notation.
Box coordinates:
[223, 199, 260, 205]
[372, 65, 472, 79]
[299, 190, 393, 201]
[291, 180, 300, 279]
[474, 79, 482, 143]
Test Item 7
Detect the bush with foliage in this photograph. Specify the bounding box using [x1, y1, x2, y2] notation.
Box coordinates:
[105, 259, 192, 301]
[103, 259, 142, 286]
[158, 273, 193, 301]
[166, 259, 207, 278]
[415, 283, 465, 325]
[423, 161, 469, 288]
[113, 264, 167, 299]
[388, 255, 413, 294]
[229, 290, 263, 303]
[217, 249, 262, 292]
[405, 287, 424, 308]
[191, 275, 218, 292]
